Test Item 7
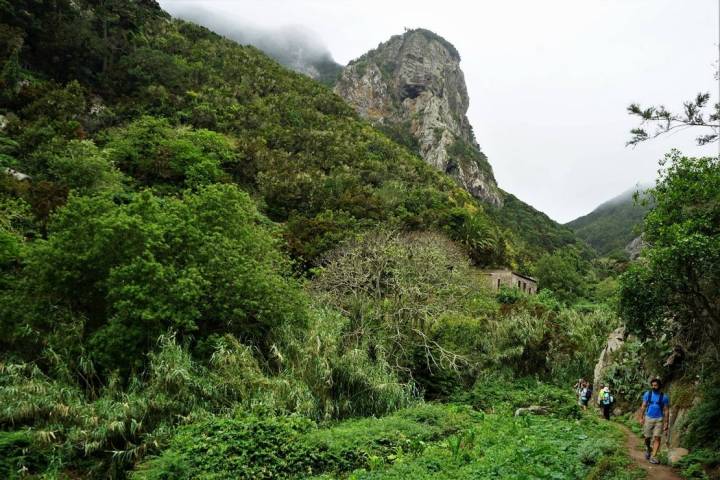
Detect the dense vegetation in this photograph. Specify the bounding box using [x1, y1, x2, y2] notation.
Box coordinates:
[566, 186, 651, 257]
[130, 386, 641, 480]
[5, 0, 708, 478]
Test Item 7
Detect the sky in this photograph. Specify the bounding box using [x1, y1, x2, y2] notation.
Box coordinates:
[159, 0, 719, 223]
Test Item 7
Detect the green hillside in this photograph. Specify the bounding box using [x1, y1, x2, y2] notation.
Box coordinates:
[0, 1, 580, 271]
[566, 186, 651, 256]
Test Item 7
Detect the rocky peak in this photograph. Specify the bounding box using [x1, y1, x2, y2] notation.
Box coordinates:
[334, 29, 502, 206]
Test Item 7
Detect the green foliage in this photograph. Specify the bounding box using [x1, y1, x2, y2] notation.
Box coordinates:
[452, 377, 579, 418]
[496, 285, 524, 304]
[491, 194, 583, 268]
[598, 339, 647, 405]
[3, 185, 307, 374]
[102, 116, 233, 188]
[618, 151, 720, 368]
[0, 133, 19, 168]
[333, 410, 635, 479]
[0, 430, 53, 479]
[134, 398, 638, 480]
[133, 403, 479, 479]
[376, 121, 420, 153]
[577, 437, 617, 465]
[133, 414, 316, 480]
[0, 1, 623, 477]
[676, 449, 720, 479]
[684, 380, 720, 452]
[42, 139, 126, 194]
[534, 246, 590, 304]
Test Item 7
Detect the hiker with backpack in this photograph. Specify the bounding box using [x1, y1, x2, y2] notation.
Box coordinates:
[578, 380, 591, 410]
[598, 385, 614, 420]
[585, 383, 593, 411]
[640, 378, 670, 465]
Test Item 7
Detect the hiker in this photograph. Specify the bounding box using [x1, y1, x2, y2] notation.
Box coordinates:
[598, 385, 614, 420]
[584, 383, 594, 411]
[578, 380, 590, 410]
[576, 379, 584, 405]
[574, 378, 584, 397]
[640, 378, 670, 465]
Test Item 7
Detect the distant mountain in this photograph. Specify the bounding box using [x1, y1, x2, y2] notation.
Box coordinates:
[566, 185, 652, 256]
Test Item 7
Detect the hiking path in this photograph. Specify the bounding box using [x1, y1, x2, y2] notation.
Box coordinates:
[617, 424, 682, 480]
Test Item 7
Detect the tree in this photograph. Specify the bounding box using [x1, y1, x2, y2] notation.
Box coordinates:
[534, 246, 588, 304]
[3, 185, 308, 376]
[618, 151, 720, 365]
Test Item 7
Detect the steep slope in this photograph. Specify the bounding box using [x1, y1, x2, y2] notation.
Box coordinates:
[334, 29, 502, 206]
[566, 185, 652, 256]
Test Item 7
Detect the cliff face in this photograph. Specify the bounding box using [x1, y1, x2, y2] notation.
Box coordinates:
[334, 29, 502, 206]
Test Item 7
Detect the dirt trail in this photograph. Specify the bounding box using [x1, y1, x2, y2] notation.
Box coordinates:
[616, 424, 682, 480]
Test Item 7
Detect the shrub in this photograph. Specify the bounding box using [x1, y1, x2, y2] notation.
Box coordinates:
[133, 403, 480, 479]
[132, 414, 316, 480]
[5, 184, 308, 375]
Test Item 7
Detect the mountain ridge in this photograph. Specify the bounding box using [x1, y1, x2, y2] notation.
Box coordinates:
[566, 184, 652, 256]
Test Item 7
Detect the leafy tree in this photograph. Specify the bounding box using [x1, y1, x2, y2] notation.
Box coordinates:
[534, 246, 588, 304]
[42, 139, 126, 194]
[619, 151, 720, 366]
[4, 185, 307, 375]
[102, 116, 233, 188]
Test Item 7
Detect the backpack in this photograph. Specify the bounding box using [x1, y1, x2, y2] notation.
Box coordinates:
[601, 392, 614, 406]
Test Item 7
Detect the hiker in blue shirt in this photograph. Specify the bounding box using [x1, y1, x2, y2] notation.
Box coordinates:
[640, 378, 670, 464]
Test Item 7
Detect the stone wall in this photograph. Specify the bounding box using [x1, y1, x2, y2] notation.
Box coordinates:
[484, 269, 537, 294]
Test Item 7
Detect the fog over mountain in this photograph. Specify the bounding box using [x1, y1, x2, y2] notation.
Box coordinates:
[164, 4, 341, 83]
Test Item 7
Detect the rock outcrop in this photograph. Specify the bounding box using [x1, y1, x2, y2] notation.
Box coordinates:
[592, 327, 626, 402]
[334, 29, 503, 206]
[625, 235, 645, 260]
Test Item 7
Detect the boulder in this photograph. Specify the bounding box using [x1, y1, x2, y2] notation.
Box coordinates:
[514, 405, 549, 417]
[3, 168, 31, 182]
[667, 447, 689, 465]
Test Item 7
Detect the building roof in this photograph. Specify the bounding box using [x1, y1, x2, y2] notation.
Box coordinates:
[482, 268, 537, 283]
[512, 271, 537, 283]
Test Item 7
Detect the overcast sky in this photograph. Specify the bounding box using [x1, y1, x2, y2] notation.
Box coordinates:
[159, 0, 718, 223]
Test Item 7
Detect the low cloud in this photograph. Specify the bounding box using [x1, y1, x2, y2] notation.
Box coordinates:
[164, 3, 338, 73]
